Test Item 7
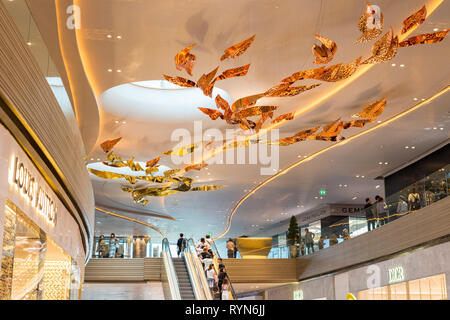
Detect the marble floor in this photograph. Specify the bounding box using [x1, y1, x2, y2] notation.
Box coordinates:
[81, 282, 165, 300]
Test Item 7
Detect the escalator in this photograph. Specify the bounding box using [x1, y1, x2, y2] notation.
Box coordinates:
[161, 238, 212, 300]
[172, 258, 195, 300]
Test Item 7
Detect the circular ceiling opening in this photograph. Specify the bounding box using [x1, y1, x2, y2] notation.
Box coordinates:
[100, 80, 233, 122]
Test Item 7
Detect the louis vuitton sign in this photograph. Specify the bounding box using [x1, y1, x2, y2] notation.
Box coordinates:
[10, 156, 57, 226]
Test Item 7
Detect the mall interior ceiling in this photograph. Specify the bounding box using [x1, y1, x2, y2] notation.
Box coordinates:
[6, 0, 449, 244]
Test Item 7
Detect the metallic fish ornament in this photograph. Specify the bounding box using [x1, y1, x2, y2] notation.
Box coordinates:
[220, 35, 256, 61]
[146, 157, 161, 168]
[191, 185, 227, 191]
[264, 83, 321, 97]
[312, 34, 338, 64]
[271, 112, 295, 124]
[356, 0, 384, 43]
[281, 66, 326, 83]
[401, 6, 427, 35]
[354, 97, 386, 118]
[214, 64, 251, 81]
[175, 44, 196, 76]
[198, 107, 224, 120]
[362, 28, 398, 64]
[398, 30, 449, 47]
[235, 106, 278, 119]
[184, 163, 208, 172]
[163, 75, 196, 87]
[318, 57, 362, 82]
[231, 93, 265, 112]
[197, 66, 219, 97]
[100, 137, 122, 153]
[343, 118, 376, 129]
[268, 127, 320, 146]
[163, 143, 201, 156]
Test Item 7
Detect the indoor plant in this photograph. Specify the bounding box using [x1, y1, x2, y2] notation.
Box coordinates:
[287, 216, 300, 258]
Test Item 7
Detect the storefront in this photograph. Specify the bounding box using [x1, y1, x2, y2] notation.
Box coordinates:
[0, 124, 85, 300]
[264, 240, 450, 300]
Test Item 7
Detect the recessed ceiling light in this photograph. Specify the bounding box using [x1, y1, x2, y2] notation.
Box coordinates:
[411, 146, 416, 149]
[375, 185, 380, 189]
[107, 34, 112, 38]
[384, 162, 388, 165]
[116, 35, 122, 39]
[297, 155, 302, 158]
[439, 128, 444, 131]
[314, 196, 318, 199]
[117, 69, 122, 73]
[108, 69, 113, 72]
[27, 42, 32, 46]
[97, 158, 100, 161]
[400, 64, 405, 67]
[90, 158, 94, 161]
[391, 63, 396, 67]
[339, 184, 342, 187]
[433, 127, 437, 130]
[344, 184, 348, 187]
[405, 146, 409, 149]
[356, 175, 360, 178]
[115, 120, 119, 123]
[421, 98, 425, 101]
[352, 196, 358, 200]
[433, 28, 439, 32]
[361, 176, 365, 178]
[413, 98, 418, 101]
[122, 121, 126, 124]
[377, 120, 382, 123]
[379, 162, 383, 165]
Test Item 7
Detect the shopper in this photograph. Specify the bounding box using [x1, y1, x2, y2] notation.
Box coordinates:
[396, 195, 409, 215]
[221, 278, 231, 300]
[226, 238, 235, 258]
[206, 264, 217, 292]
[217, 267, 227, 299]
[97, 235, 107, 258]
[108, 233, 118, 258]
[304, 228, 315, 254]
[177, 233, 187, 257]
[318, 236, 325, 250]
[196, 238, 206, 254]
[205, 234, 213, 250]
[376, 196, 388, 226]
[364, 198, 376, 231]
[408, 188, 421, 211]
[217, 258, 225, 270]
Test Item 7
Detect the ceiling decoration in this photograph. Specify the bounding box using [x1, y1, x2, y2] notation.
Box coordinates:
[220, 34, 256, 61]
[355, 0, 384, 43]
[88, 139, 227, 206]
[312, 34, 338, 64]
[175, 44, 196, 76]
[398, 29, 449, 47]
[401, 5, 427, 35]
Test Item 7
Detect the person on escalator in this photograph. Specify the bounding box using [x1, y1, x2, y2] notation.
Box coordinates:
[221, 278, 230, 300]
[196, 238, 206, 254]
[217, 258, 225, 270]
[206, 264, 217, 292]
[217, 267, 227, 299]
[177, 233, 187, 257]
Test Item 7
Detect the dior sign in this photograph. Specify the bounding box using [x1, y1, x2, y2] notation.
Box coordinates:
[10, 156, 57, 227]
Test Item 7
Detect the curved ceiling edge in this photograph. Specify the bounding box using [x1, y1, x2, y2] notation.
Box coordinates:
[96, 203, 176, 221]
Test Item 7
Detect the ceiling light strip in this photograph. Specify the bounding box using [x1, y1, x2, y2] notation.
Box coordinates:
[214, 86, 449, 241]
[95, 206, 167, 238]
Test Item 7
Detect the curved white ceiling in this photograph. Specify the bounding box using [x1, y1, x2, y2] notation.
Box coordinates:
[99, 80, 233, 122]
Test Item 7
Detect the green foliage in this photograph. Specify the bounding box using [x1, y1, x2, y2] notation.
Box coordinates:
[287, 216, 300, 245]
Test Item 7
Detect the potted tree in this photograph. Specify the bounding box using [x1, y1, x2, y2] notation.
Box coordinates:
[287, 216, 300, 258]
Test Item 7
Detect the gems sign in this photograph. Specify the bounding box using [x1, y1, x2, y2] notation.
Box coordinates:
[388, 266, 405, 284]
[10, 156, 57, 226]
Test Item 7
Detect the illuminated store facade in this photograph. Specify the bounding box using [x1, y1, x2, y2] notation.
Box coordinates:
[0, 124, 84, 300]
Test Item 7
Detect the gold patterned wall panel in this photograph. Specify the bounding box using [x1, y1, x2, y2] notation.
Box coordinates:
[0, 204, 17, 300]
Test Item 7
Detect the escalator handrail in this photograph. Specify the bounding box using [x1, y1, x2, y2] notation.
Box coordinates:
[161, 238, 181, 300]
[210, 240, 237, 300]
[185, 238, 212, 300]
